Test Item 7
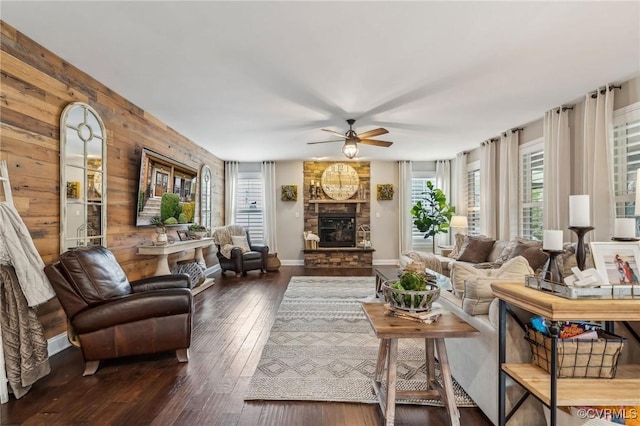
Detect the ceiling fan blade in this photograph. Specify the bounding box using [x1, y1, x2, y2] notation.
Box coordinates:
[359, 139, 393, 147]
[307, 140, 344, 145]
[356, 128, 388, 139]
[321, 129, 348, 139]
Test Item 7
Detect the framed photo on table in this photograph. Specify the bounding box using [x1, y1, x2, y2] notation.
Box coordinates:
[590, 242, 640, 285]
[177, 230, 189, 241]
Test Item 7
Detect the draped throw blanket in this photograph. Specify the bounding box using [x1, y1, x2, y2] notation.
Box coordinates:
[0, 202, 55, 401]
[212, 225, 247, 259]
[0, 265, 50, 399]
[0, 203, 55, 306]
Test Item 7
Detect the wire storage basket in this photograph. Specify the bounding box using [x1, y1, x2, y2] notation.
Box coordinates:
[525, 327, 626, 378]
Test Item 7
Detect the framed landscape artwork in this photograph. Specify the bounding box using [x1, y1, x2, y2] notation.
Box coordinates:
[590, 242, 640, 285]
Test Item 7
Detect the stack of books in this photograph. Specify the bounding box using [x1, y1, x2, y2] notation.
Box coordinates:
[384, 304, 443, 324]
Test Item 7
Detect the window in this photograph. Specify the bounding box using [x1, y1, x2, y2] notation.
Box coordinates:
[520, 140, 544, 240]
[235, 172, 264, 244]
[613, 103, 640, 221]
[411, 173, 436, 248]
[466, 162, 480, 235]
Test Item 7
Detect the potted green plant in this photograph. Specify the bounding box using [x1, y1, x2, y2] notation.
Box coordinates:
[188, 223, 208, 239]
[150, 217, 168, 244]
[410, 181, 456, 253]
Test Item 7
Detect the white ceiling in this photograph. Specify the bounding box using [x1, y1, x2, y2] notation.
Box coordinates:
[2, 1, 639, 161]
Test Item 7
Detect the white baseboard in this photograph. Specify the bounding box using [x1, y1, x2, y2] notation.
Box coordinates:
[48, 332, 71, 357]
[280, 259, 305, 266]
[205, 264, 221, 276]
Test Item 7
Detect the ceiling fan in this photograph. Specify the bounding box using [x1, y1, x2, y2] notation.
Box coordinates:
[307, 119, 393, 159]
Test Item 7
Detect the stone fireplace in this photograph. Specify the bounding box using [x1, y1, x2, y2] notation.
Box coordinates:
[303, 161, 373, 268]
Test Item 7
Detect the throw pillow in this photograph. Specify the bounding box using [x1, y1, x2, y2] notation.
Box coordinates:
[451, 255, 534, 299]
[506, 239, 548, 271]
[231, 235, 251, 253]
[448, 233, 466, 259]
[461, 256, 534, 315]
[493, 237, 520, 266]
[455, 235, 496, 263]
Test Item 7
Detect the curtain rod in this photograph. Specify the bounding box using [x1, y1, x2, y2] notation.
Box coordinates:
[556, 106, 574, 113]
[590, 84, 622, 98]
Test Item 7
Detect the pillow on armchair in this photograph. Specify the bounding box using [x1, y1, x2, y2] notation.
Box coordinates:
[231, 235, 251, 253]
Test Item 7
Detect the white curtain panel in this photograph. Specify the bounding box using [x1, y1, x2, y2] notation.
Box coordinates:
[498, 131, 520, 241]
[454, 152, 467, 216]
[543, 108, 571, 241]
[262, 161, 278, 253]
[435, 160, 451, 244]
[398, 160, 413, 253]
[582, 86, 615, 241]
[224, 161, 238, 226]
[480, 140, 498, 238]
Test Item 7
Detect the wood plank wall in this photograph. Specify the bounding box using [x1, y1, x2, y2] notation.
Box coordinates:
[0, 21, 225, 338]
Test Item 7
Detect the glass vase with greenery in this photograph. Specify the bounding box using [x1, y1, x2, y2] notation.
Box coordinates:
[410, 181, 456, 253]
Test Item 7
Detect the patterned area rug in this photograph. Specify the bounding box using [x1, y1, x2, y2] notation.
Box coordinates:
[244, 276, 475, 406]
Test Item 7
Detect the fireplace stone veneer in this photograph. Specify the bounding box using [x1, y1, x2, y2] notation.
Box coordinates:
[303, 161, 372, 268]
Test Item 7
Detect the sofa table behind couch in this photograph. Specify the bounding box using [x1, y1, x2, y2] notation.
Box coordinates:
[491, 282, 640, 426]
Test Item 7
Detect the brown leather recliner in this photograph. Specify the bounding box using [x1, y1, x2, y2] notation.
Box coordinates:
[44, 246, 193, 376]
[212, 225, 268, 277]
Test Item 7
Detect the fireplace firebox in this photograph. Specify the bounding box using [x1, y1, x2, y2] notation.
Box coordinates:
[318, 213, 356, 247]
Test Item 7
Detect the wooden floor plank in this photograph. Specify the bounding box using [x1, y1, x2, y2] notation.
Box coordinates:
[1, 266, 491, 425]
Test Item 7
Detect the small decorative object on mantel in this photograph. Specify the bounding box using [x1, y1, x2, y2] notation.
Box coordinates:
[281, 185, 297, 201]
[377, 184, 394, 200]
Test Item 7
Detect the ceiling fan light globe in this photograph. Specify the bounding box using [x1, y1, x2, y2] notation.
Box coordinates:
[342, 141, 359, 159]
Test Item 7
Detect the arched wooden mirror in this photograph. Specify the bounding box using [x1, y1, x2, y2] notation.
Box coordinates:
[200, 164, 212, 230]
[60, 102, 107, 252]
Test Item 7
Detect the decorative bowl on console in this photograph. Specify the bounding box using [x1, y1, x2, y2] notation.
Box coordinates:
[188, 223, 208, 240]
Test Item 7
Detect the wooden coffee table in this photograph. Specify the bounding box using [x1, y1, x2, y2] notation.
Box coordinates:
[361, 303, 479, 426]
[374, 266, 401, 297]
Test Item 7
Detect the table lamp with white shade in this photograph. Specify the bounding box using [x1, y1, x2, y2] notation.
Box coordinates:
[450, 215, 468, 235]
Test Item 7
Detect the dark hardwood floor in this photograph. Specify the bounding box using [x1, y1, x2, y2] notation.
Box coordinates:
[1, 266, 492, 425]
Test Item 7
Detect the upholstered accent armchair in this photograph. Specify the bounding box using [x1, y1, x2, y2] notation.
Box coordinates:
[44, 246, 192, 376]
[212, 225, 269, 276]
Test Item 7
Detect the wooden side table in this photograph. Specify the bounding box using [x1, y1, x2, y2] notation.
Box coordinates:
[361, 303, 479, 426]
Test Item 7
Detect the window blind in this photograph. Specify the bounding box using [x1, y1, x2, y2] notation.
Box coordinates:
[466, 167, 480, 235]
[520, 143, 544, 240]
[613, 117, 640, 218]
[411, 177, 436, 246]
[235, 172, 264, 244]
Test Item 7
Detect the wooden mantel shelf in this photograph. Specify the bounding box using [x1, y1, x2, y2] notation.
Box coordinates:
[308, 199, 366, 213]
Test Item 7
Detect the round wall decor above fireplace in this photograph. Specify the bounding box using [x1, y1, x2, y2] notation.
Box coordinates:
[321, 163, 360, 200]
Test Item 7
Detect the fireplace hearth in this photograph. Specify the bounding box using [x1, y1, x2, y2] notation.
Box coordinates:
[318, 213, 356, 247]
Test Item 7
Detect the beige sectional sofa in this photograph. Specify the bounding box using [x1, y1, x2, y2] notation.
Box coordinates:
[401, 236, 553, 425]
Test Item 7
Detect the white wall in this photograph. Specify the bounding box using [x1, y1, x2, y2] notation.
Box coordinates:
[275, 161, 305, 265]
[370, 161, 399, 265]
